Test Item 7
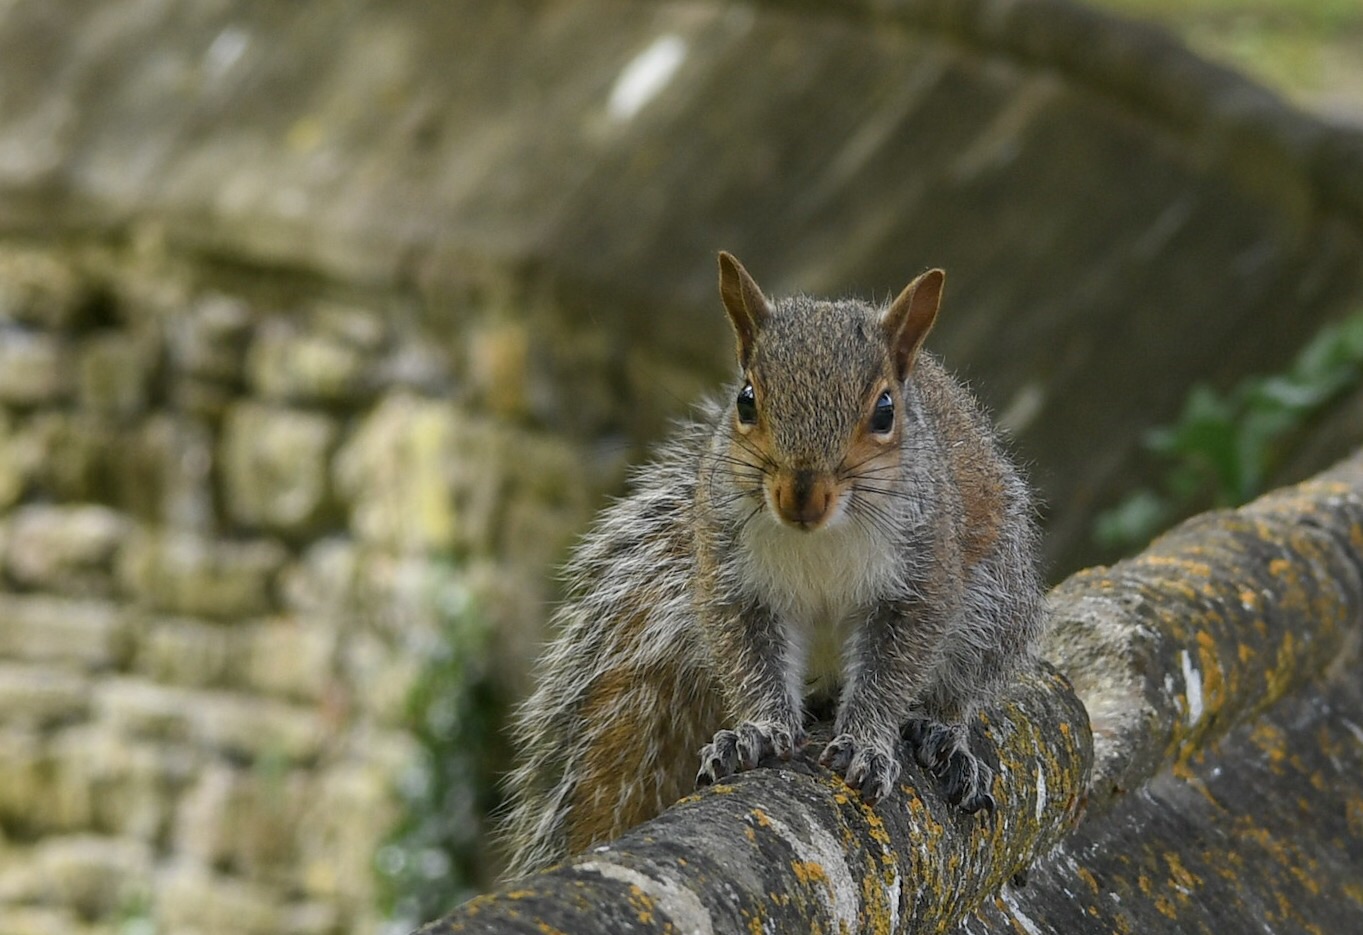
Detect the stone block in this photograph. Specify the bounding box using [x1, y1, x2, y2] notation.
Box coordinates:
[0, 329, 74, 406]
[77, 330, 158, 419]
[278, 538, 357, 615]
[50, 725, 194, 843]
[0, 727, 85, 835]
[333, 394, 459, 553]
[189, 691, 328, 764]
[168, 292, 253, 382]
[134, 616, 234, 687]
[0, 411, 40, 509]
[33, 835, 153, 920]
[95, 678, 326, 763]
[0, 663, 91, 726]
[3, 503, 131, 596]
[118, 531, 287, 619]
[238, 617, 337, 702]
[156, 863, 285, 935]
[0, 594, 129, 669]
[220, 403, 339, 535]
[297, 762, 400, 904]
[22, 411, 120, 503]
[246, 320, 374, 403]
[114, 416, 216, 531]
[174, 762, 307, 881]
[0, 248, 90, 330]
[94, 678, 196, 743]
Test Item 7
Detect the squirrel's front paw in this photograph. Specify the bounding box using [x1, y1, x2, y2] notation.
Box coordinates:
[818, 733, 901, 806]
[696, 720, 802, 787]
[906, 720, 996, 815]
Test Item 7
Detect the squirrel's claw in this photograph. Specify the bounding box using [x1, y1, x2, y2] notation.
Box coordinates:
[697, 720, 801, 787]
[820, 733, 901, 806]
[907, 720, 997, 815]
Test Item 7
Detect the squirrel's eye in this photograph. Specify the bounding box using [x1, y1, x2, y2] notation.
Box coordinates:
[736, 382, 758, 425]
[869, 390, 894, 434]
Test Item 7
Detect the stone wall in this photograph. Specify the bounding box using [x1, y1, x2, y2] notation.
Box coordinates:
[0, 241, 620, 933]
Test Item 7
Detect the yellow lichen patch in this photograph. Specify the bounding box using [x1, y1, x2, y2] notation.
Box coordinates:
[1346, 795, 1363, 838]
[1194, 630, 1227, 717]
[1137, 872, 1152, 896]
[535, 922, 569, 935]
[1075, 865, 1101, 895]
[749, 808, 772, 828]
[1154, 895, 1178, 919]
[1237, 642, 1255, 664]
[627, 884, 655, 924]
[1164, 852, 1202, 892]
[1268, 557, 1292, 577]
[792, 860, 828, 886]
[1250, 721, 1288, 770]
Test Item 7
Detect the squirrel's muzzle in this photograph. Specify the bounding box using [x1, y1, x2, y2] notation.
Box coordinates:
[770, 469, 839, 531]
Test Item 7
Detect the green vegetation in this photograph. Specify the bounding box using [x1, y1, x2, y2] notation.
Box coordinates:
[377, 571, 510, 928]
[1089, 0, 1363, 113]
[1095, 310, 1363, 551]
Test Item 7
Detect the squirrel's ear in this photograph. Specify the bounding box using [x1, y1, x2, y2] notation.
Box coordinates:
[883, 268, 944, 380]
[717, 251, 771, 367]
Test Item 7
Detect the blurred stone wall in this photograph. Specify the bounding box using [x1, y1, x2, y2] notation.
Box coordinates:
[0, 242, 616, 933]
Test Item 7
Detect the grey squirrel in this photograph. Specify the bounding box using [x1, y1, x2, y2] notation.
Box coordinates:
[502, 252, 1044, 877]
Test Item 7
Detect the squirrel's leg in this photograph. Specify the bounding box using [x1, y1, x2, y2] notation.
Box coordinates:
[820, 601, 941, 806]
[696, 604, 805, 786]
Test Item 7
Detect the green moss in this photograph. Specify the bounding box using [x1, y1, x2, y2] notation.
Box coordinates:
[377, 564, 511, 926]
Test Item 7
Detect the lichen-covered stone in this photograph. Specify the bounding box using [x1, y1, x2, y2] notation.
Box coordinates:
[221, 403, 340, 535]
[118, 531, 287, 619]
[0, 330, 74, 405]
[77, 330, 159, 419]
[0, 594, 130, 669]
[27, 834, 154, 920]
[175, 763, 308, 881]
[333, 394, 459, 553]
[247, 319, 375, 403]
[133, 616, 235, 687]
[0, 248, 93, 329]
[0, 663, 91, 726]
[115, 416, 216, 530]
[2, 503, 131, 596]
[237, 616, 338, 702]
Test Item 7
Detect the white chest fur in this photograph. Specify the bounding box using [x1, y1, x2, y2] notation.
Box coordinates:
[738, 513, 901, 693]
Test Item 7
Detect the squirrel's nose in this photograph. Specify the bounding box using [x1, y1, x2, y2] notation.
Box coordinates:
[772, 470, 838, 530]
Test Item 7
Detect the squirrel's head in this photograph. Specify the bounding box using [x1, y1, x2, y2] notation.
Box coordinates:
[715, 251, 943, 533]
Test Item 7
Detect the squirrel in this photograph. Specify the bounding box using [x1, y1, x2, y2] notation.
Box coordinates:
[501, 252, 1044, 878]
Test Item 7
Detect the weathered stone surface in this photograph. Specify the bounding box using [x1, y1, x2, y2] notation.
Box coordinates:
[118, 531, 287, 619]
[96, 677, 327, 764]
[278, 537, 357, 615]
[0, 248, 94, 329]
[0, 594, 129, 669]
[2, 503, 131, 596]
[246, 319, 375, 403]
[175, 763, 307, 881]
[157, 863, 341, 935]
[116, 416, 216, 530]
[133, 616, 235, 687]
[168, 292, 253, 383]
[297, 762, 401, 903]
[77, 330, 158, 419]
[220, 403, 340, 535]
[0, 329, 73, 405]
[0, 727, 90, 834]
[31, 834, 153, 920]
[237, 616, 338, 702]
[50, 725, 195, 843]
[0, 663, 91, 726]
[334, 395, 459, 553]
